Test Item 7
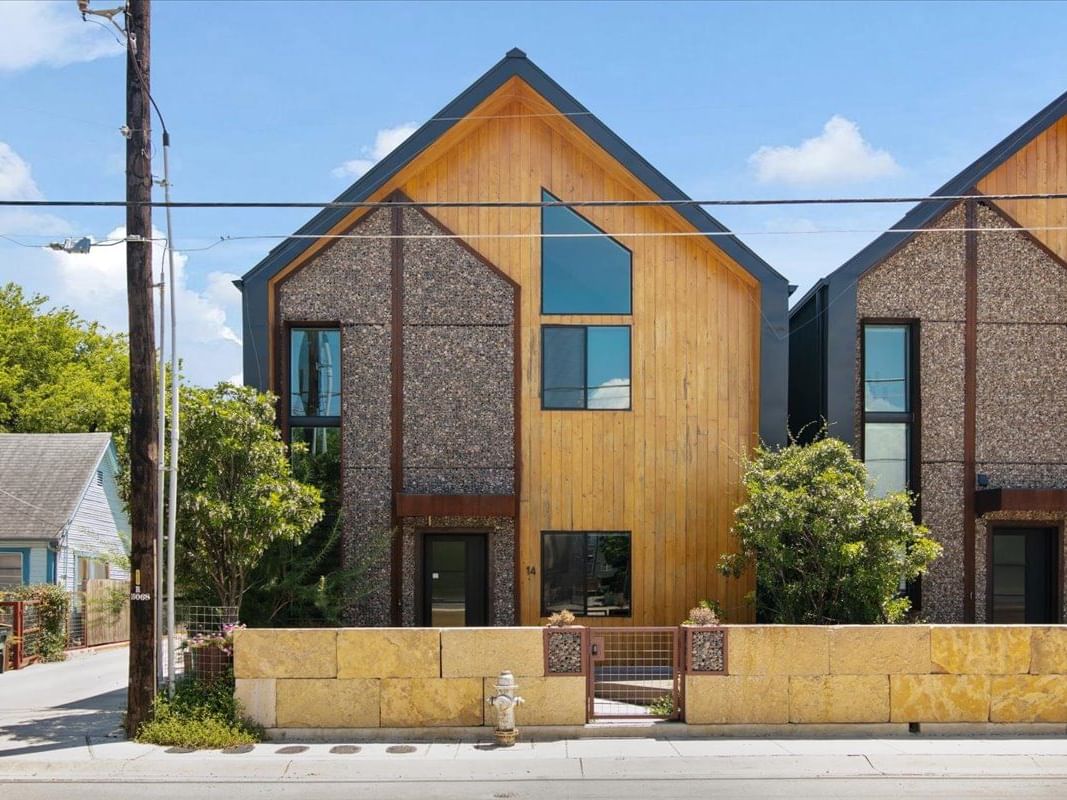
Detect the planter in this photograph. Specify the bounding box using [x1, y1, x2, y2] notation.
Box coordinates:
[543, 626, 587, 675]
[184, 645, 233, 682]
[683, 625, 728, 674]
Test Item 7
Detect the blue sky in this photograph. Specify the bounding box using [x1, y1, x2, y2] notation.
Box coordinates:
[1, 0, 1065, 385]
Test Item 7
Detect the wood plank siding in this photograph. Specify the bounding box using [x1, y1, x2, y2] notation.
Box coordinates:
[268, 77, 761, 626]
[979, 113, 1067, 263]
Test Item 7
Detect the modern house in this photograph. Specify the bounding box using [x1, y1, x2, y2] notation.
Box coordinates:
[0, 433, 130, 592]
[789, 90, 1067, 624]
[238, 49, 790, 628]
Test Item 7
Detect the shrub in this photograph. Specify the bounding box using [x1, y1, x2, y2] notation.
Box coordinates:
[719, 437, 941, 624]
[545, 609, 577, 627]
[0, 583, 70, 661]
[683, 600, 721, 626]
[136, 673, 263, 749]
[648, 695, 677, 717]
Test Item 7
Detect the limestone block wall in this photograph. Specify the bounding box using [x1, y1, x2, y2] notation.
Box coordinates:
[235, 625, 1067, 732]
[234, 627, 585, 730]
[687, 625, 1067, 725]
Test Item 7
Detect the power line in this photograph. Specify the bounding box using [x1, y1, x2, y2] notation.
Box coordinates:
[1, 191, 1066, 210]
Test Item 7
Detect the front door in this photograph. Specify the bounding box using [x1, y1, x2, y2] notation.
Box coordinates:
[421, 534, 488, 627]
[991, 527, 1059, 623]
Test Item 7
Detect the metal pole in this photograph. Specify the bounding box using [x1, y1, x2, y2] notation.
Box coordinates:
[155, 263, 166, 689]
[162, 131, 179, 696]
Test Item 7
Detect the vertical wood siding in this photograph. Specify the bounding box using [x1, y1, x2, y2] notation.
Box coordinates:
[979, 114, 1067, 262]
[270, 79, 761, 625]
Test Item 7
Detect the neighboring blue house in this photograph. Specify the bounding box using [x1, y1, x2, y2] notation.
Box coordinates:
[0, 433, 130, 592]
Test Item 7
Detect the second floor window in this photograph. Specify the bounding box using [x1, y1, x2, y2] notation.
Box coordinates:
[290, 328, 341, 419]
[542, 325, 631, 410]
[541, 189, 632, 314]
[862, 323, 916, 497]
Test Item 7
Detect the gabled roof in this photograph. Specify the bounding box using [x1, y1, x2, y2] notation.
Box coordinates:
[240, 48, 786, 289]
[0, 433, 113, 542]
[793, 87, 1067, 314]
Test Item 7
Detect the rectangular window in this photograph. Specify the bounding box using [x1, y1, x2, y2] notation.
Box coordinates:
[541, 531, 631, 617]
[862, 323, 916, 498]
[0, 553, 22, 588]
[541, 190, 632, 314]
[542, 325, 631, 410]
[290, 328, 341, 419]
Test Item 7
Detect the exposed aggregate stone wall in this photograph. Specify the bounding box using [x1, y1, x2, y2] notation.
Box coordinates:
[278, 206, 517, 626]
[857, 202, 1067, 623]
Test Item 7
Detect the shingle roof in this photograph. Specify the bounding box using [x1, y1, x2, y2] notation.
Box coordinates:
[0, 433, 112, 541]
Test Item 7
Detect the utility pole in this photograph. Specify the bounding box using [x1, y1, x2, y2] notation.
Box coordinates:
[125, 0, 158, 736]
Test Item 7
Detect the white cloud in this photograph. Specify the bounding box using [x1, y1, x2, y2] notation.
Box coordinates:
[0, 1, 124, 72]
[587, 378, 630, 410]
[0, 140, 70, 234]
[332, 123, 418, 178]
[749, 116, 899, 185]
[47, 226, 242, 346]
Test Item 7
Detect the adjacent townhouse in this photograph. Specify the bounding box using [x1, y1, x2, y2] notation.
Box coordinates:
[789, 91, 1067, 624]
[238, 49, 790, 628]
[0, 433, 130, 592]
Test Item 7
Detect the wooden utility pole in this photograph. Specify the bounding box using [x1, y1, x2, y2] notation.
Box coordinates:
[125, 0, 158, 736]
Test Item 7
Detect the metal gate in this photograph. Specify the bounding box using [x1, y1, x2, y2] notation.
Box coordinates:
[587, 627, 682, 720]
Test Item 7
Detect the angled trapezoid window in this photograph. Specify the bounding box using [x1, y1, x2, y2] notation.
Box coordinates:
[541, 189, 632, 314]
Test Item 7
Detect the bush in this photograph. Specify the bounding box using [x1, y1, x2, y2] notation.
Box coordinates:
[136, 673, 263, 749]
[719, 437, 941, 624]
[0, 583, 70, 661]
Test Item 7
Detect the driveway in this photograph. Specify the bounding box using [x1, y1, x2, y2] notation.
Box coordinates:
[0, 646, 127, 758]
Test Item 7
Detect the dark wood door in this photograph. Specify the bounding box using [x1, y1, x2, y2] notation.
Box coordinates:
[421, 534, 488, 627]
[991, 527, 1058, 623]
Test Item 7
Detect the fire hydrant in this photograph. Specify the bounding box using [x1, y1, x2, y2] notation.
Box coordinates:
[486, 670, 524, 746]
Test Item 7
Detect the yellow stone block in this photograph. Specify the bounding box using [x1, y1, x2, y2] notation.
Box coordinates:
[990, 675, 1067, 723]
[890, 674, 990, 722]
[789, 675, 890, 723]
[275, 678, 380, 728]
[380, 678, 484, 727]
[1030, 628, 1067, 675]
[829, 626, 930, 674]
[234, 678, 276, 728]
[930, 627, 1031, 675]
[233, 629, 337, 679]
[483, 676, 586, 726]
[337, 629, 440, 678]
[441, 628, 544, 678]
[726, 626, 829, 676]
[684, 675, 789, 724]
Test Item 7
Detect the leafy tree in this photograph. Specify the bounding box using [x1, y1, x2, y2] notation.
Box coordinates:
[718, 437, 941, 624]
[0, 283, 130, 454]
[241, 427, 392, 627]
[175, 384, 321, 615]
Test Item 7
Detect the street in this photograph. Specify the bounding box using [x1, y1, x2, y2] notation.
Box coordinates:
[2, 648, 1067, 798]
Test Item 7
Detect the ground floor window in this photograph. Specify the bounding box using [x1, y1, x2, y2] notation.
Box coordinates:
[76, 556, 109, 591]
[0, 552, 23, 588]
[541, 531, 631, 617]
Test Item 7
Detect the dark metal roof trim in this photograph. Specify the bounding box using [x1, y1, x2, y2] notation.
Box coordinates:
[818, 87, 1067, 289]
[240, 49, 786, 289]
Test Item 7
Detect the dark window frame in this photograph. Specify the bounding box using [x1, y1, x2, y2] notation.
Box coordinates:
[540, 530, 632, 618]
[283, 321, 342, 435]
[540, 188, 634, 316]
[860, 319, 921, 510]
[540, 324, 632, 412]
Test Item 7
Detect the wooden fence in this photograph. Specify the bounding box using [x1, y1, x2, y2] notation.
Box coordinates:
[68, 579, 129, 649]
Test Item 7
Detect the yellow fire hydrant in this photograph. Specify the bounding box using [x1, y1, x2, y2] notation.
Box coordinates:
[486, 670, 524, 746]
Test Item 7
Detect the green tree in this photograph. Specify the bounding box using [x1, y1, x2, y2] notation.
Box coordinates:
[718, 437, 941, 624]
[0, 283, 130, 453]
[175, 384, 322, 615]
